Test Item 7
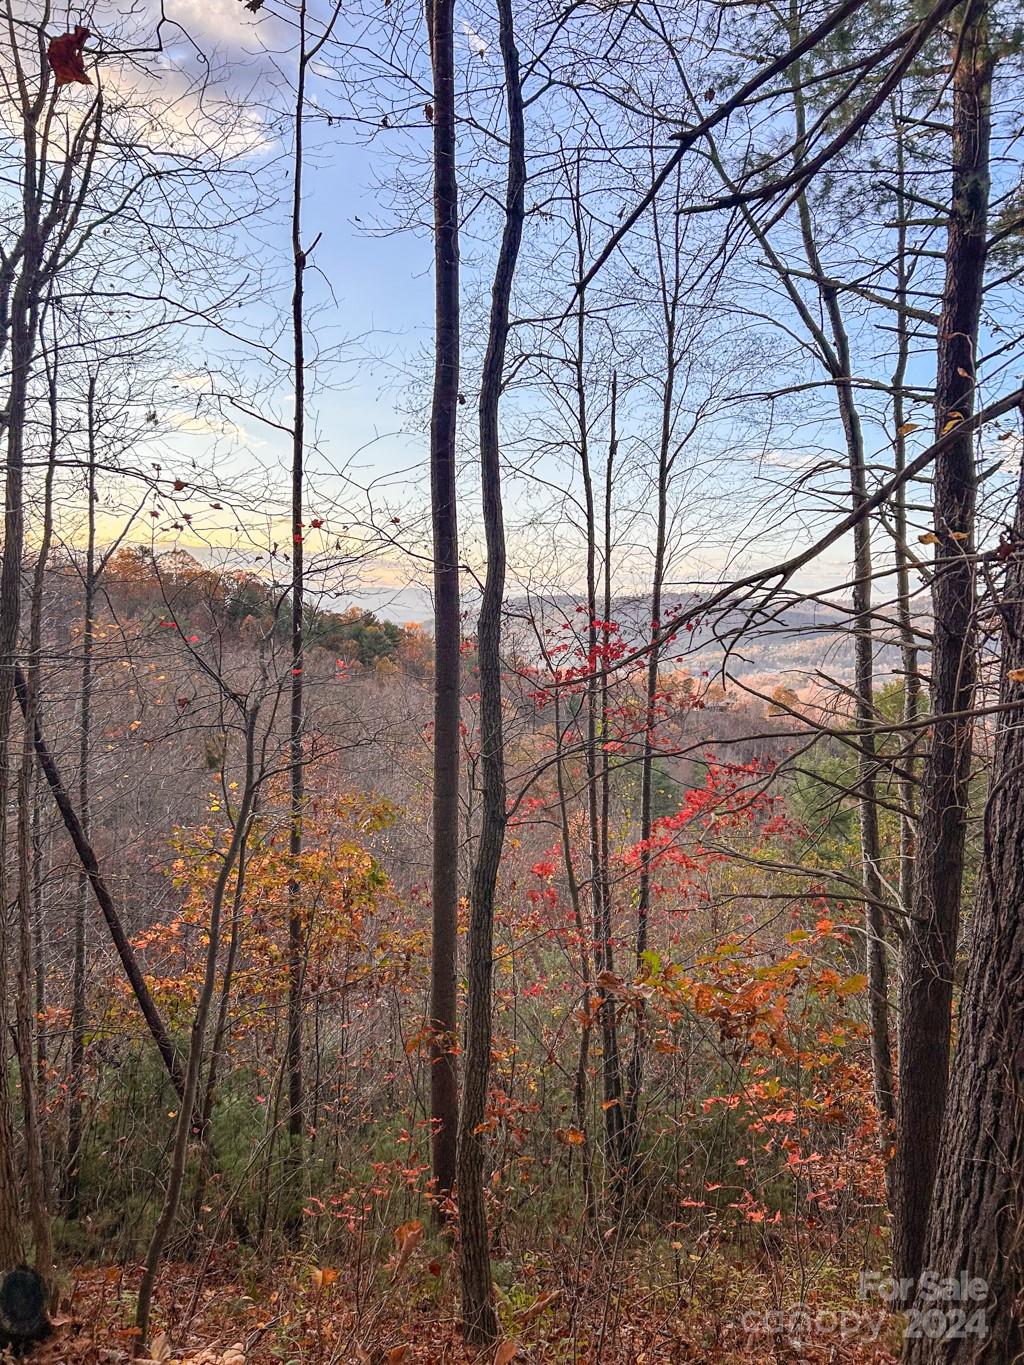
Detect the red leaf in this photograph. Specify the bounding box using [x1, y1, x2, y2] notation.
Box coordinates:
[47, 27, 91, 86]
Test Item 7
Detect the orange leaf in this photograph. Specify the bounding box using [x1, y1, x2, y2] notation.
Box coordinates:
[392, 1218, 424, 1279]
[495, 1342, 521, 1364]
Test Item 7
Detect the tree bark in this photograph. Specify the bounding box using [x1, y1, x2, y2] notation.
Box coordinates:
[425, 0, 462, 1207]
[568, 161, 625, 1179]
[892, 0, 991, 1291]
[286, 0, 310, 1154]
[902, 443, 1024, 1365]
[67, 372, 98, 1216]
[457, 0, 524, 1340]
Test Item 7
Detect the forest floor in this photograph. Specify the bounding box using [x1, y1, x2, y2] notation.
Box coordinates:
[25, 1259, 907, 1364]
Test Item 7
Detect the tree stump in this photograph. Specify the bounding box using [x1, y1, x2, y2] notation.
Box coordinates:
[0, 1267, 49, 1351]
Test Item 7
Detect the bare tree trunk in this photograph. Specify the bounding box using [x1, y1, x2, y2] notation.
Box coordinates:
[22, 308, 59, 1220]
[902, 455, 1024, 1365]
[624, 164, 684, 1169]
[15, 689, 50, 1275]
[0, 191, 44, 1273]
[286, 0, 310, 1158]
[67, 372, 97, 1216]
[893, 0, 991, 1291]
[553, 691, 596, 1221]
[135, 716, 257, 1354]
[15, 670, 185, 1097]
[598, 377, 625, 1185]
[786, 8, 895, 1127]
[192, 840, 248, 1217]
[425, 0, 461, 1207]
[568, 169, 624, 1179]
[890, 118, 923, 923]
[457, 0, 524, 1340]
[704, 65, 897, 1125]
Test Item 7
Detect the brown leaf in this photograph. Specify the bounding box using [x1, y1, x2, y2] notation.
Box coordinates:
[494, 1342, 521, 1365]
[47, 26, 91, 85]
[392, 1218, 424, 1279]
[516, 1288, 561, 1323]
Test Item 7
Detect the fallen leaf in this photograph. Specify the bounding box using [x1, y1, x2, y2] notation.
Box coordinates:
[495, 1342, 521, 1365]
[517, 1288, 561, 1323]
[392, 1218, 424, 1279]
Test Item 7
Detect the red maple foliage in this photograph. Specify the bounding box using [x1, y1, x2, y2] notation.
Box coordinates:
[47, 26, 91, 86]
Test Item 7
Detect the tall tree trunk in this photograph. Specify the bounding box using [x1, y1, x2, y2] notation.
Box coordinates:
[16, 682, 51, 1274]
[569, 166, 624, 1178]
[457, 0, 524, 1335]
[67, 372, 97, 1216]
[705, 63, 897, 1126]
[890, 116, 923, 923]
[787, 5, 894, 1127]
[0, 205, 43, 1274]
[902, 457, 1024, 1365]
[598, 377, 625, 1184]
[286, 0, 309, 1157]
[892, 0, 991, 1291]
[425, 0, 461, 1207]
[135, 718, 257, 1354]
[24, 310, 59, 1217]
[624, 163, 685, 1168]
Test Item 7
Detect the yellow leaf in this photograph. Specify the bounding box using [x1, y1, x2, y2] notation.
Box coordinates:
[918, 532, 939, 545]
[896, 421, 919, 436]
[949, 531, 969, 541]
[941, 412, 964, 433]
[1007, 669, 1024, 683]
[838, 972, 868, 996]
